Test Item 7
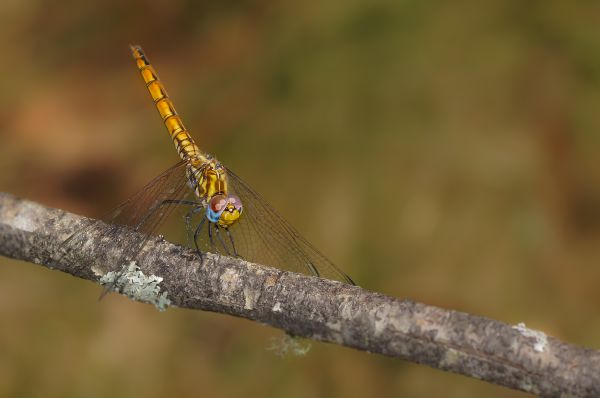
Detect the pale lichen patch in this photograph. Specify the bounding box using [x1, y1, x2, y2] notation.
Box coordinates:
[219, 268, 240, 294]
[325, 322, 345, 344]
[372, 304, 411, 336]
[440, 348, 461, 367]
[272, 302, 282, 312]
[268, 334, 312, 357]
[339, 295, 357, 320]
[386, 307, 412, 335]
[326, 321, 342, 332]
[512, 322, 548, 353]
[373, 311, 388, 336]
[99, 262, 171, 311]
[13, 202, 39, 232]
[91, 266, 103, 277]
[517, 379, 541, 395]
[244, 287, 260, 310]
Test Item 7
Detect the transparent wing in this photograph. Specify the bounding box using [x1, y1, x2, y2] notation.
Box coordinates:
[224, 168, 355, 285]
[56, 160, 354, 291]
[56, 161, 197, 290]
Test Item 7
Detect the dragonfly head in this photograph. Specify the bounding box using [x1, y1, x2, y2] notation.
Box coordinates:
[207, 194, 243, 227]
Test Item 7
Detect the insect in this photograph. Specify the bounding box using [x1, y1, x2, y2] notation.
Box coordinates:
[59, 45, 354, 291]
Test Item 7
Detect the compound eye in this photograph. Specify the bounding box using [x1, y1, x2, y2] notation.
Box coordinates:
[228, 194, 243, 211]
[209, 195, 228, 212]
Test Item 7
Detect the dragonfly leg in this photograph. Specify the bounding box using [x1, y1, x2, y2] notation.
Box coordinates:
[207, 222, 216, 252]
[193, 216, 207, 261]
[185, 206, 204, 248]
[214, 226, 232, 256]
[224, 227, 240, 257]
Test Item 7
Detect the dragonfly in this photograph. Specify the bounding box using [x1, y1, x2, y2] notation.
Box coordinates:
[59, 45, 354, 291]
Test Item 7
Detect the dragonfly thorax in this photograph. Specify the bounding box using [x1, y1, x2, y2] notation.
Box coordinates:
[186, 157, 226, 202]
[186, 157, 243, 227]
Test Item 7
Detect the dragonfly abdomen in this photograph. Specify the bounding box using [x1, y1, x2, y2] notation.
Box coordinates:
[130, 45, 201, 162]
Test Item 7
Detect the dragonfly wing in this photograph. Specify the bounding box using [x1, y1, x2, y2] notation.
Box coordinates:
[56, 160, 198, 290]
[225, 167, 354, 285]
[57, 158, 354, 291]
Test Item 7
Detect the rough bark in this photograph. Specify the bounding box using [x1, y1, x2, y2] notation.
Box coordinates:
[0, 192, 598, 397]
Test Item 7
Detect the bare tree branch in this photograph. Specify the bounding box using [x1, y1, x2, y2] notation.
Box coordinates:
[0, 192, 598, 397]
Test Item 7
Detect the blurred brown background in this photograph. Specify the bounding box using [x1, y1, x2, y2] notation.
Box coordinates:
[1, 1, 600, 397]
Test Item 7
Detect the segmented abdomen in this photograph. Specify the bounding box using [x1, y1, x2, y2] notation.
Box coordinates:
[130, 45, 201, 162]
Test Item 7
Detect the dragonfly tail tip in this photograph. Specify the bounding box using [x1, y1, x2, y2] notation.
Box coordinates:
[129, 44, 143, 57]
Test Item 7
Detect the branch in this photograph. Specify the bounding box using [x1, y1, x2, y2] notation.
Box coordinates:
[0, 192, 598, 397]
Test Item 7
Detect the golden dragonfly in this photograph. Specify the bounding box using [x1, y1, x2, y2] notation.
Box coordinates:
[59, 45, 354, 290]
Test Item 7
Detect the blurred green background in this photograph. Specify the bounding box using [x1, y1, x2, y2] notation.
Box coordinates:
[1, 1, 600, 397]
